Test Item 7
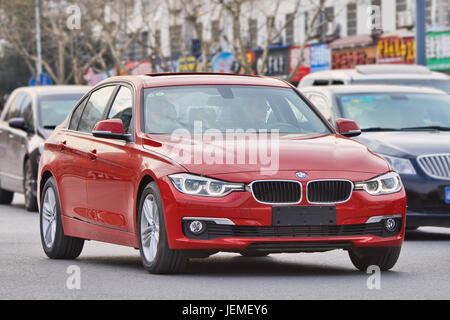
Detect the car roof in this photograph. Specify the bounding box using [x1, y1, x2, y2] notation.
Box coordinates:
[299, 84, 448, 95]
[16, 85, 91, 96]
[100, 73, 293, 89]
[301, 65, 450, 82]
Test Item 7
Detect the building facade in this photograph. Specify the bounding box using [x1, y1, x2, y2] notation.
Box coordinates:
[85, 0, 450, 85]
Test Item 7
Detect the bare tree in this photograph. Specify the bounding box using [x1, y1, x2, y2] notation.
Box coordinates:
[257, 0, 302, 75]
[181, 0, 223, 72]
[287, 0, 326, 82]
[0, 0, 109, 84]
[135, 0, 170, 72]
[217, 0, 253, 74]
[84, 0, 145, 75]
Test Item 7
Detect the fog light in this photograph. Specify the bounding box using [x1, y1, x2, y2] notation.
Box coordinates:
[384, 218, 397, 232]
[188, 220, 205, 234]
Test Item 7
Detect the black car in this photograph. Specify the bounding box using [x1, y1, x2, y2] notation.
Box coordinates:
[0, 85, 89, 211]
[300, 85, 450, 228]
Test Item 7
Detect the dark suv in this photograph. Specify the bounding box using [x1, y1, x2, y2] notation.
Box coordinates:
[0, 86, 89, 211]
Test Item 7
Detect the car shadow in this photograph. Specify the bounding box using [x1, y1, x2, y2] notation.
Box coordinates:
[76, 252, 403, 278]
[1, 202, 25, 210]
[405, 229, 450, 241]
[77, 255, 143, 271]
[186, 255, 358, 277]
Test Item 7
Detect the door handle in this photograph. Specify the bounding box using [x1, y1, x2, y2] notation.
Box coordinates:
[58, 140, 67, 151]
[88, 149, 97, 160]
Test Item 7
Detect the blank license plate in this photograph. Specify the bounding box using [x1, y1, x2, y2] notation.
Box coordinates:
[272, 206, 336, 226]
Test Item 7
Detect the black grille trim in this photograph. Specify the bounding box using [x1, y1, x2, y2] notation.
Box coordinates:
[250, 180, 302, 204]
[245, 241, 353, 252]
[183, 219, 402, 240]
[307, 180, 353, 204]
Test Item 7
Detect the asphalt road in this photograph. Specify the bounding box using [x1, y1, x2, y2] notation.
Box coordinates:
[1, 194, 449, 300]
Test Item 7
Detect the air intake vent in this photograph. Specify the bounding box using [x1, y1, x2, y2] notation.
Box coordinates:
[307, 180, 353, 204]
[250, 181, 302, 204]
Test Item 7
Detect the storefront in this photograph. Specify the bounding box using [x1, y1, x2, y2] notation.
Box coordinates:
[427, 29, 450, 74]
[289, 45, 311, 84]
[377, 30, 416, 64]
[329, 34, 377, 69]
[254, 45, 291, 78]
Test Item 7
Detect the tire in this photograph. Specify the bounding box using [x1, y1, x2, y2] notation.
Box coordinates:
[40, 177, 84, 259]
[348, 246, 402, 272]
[138, 181, 187, 274]
[240, 251, 269, 257]
[0, 183, 14, 205]
[24, 160, 38, 212]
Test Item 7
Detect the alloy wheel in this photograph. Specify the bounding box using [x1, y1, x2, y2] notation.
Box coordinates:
[41, 187, 57, 248]
[140, 194, 160, 263]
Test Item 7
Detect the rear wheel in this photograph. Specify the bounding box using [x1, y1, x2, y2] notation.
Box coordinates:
[138, 182, 187, 274]
[0, 184, 14, 205]
[24, 160, 38, 212]
[348, 247, 401, 272]
[40, 177, 84, 259]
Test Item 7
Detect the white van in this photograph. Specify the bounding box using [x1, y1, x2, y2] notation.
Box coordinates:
[298, 64, 450, 94]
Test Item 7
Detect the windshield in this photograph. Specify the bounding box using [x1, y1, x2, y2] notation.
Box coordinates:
[338, 93, 450, 130]
[39, 93, 85, 129]
[352, 79, 450, 94]
[143, 85, 331, 134]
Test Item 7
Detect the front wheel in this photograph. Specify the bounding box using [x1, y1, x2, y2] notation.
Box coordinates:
[138, 182, 187, 274]
[348, 247, 401, 272]
[40, 177, 84, 259]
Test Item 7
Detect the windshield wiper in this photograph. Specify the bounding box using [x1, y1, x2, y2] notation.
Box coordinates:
[400, 126, 450, 131]
[361, 127, 400, 132]
[43, 125, 57, 130]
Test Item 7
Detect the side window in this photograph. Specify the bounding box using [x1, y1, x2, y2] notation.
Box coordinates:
[69, 98, 87, 131]
[20, 94, 34, 132]
[312, 79, 331, 86]
[78, 86, 116, 133]
[107, 86, 133, 134]
[309, 94, 333, 122]
[4, 93, 25, 121]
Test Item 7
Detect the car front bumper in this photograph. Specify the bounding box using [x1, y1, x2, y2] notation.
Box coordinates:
[406, 211, 450, 228]
[401, 174, 450, 227]
[157, 173, 406, 253]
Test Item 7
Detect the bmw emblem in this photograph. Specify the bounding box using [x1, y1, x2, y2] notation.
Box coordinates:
[296, 172, 308, 180]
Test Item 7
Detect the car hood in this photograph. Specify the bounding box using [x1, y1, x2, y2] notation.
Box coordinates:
[143, 133, 389, 176]
[355, 131, 450, 157]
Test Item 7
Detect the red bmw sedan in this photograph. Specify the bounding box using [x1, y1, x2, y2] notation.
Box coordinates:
[38, 73, 406, 274]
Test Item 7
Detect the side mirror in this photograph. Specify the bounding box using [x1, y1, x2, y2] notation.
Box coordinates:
[336, 118, 361, 137]
[92, 119, 132, 142]
[9, 118, 26, 131]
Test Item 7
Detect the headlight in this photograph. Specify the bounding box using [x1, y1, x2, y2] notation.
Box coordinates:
[379, 154, 416, 175]
[169, 173, 245, 197]
[354, 172, 402, 196]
